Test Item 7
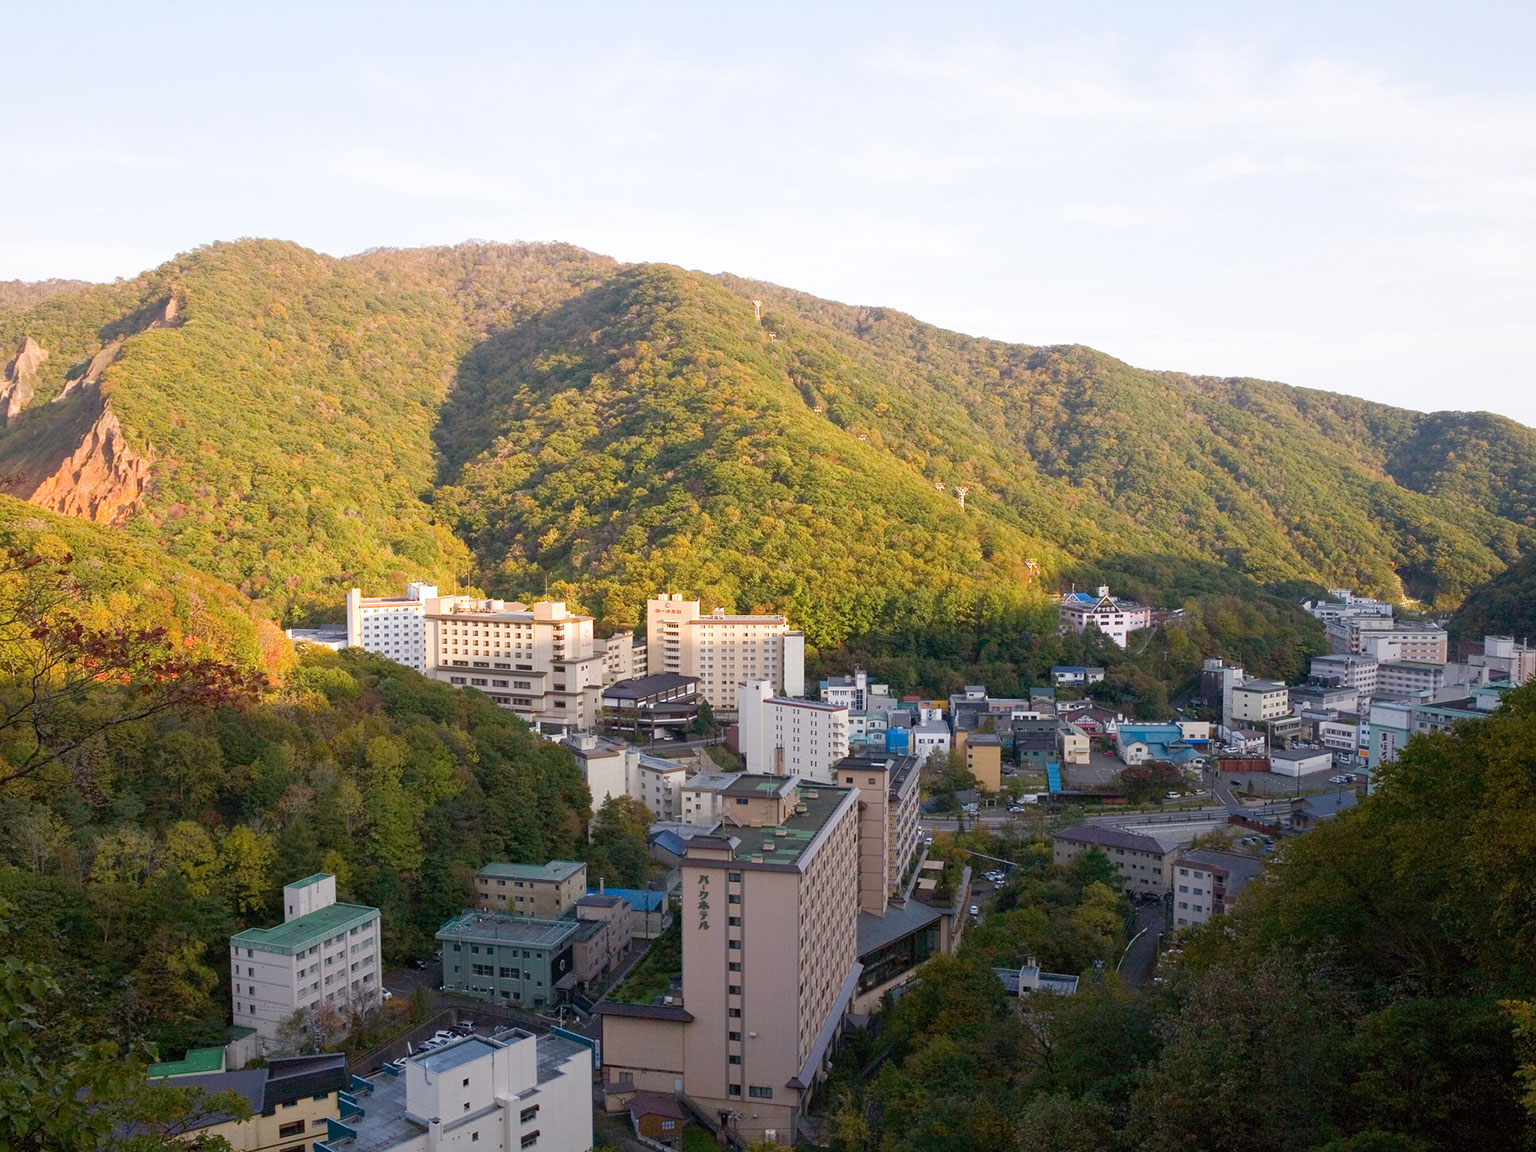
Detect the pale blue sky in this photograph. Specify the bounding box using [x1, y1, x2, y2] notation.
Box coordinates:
[6, 1, 1534, 425]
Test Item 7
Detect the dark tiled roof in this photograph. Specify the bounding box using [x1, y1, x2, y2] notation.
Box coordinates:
[1054, 824, 1168, 854]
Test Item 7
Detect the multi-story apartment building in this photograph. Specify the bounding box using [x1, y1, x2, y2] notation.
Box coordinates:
[1171, 850, 1264, 928]
[680, 771, 736, 826]
[737, 679, 850, 783]
[597, 776, 861, 1144]
[1310, 653, 1380, 695]
[832, 753, 922, 915]
[965, 734, 1003, 791]
[820, 668, 889, 712]
[646, 594, 806, 706]
[1052, 826, 1177, 896]
[1057, 586, 1152, 648]
[437, 912, 578, 1008]
[348, 1029, 593, 1152]
[346, 582, 437, 671]
[1227, 680, 1290, 725]
[475, 861, 588, 919]
[229, 874, 381, 1051]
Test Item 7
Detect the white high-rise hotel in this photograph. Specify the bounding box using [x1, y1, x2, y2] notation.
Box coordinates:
[646, 594, 805, 707]
[345, 582, 436, 672]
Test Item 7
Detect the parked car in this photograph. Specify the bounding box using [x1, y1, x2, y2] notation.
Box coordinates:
[407, 958, 427, 970]
[969, 905, 980, 917]
[1008, 804, 1025, 813]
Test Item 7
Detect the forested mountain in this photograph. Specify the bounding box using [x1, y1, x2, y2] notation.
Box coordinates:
[1, 238, 1531, 640]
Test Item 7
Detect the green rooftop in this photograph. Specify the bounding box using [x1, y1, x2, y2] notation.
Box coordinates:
[287, 872, 331, 890]
[231, 901, 379, 956]
[477, 860, 586, 882]
[147, 1047, 224, 1078]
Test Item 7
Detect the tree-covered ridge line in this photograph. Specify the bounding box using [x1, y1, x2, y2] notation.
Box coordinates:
[0, 237, 1531, 639]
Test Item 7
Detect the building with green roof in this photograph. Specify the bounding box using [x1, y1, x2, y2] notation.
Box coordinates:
[229, 873, 382, 1053]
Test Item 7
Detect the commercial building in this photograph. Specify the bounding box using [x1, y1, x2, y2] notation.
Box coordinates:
[345, 1029, 593, 1152]
[596, 776, 862, 1145]
[646, 594, 806, 706]
[601, 673, 702, 740]
[475, 861, 588, 919]
[1057, 586, 1152, 648]
[425, 597, 607, 732]
[346, 583, 437, 672]
[436, 912, 577, 1008]
[737, 679, 850, 783]
[229, 874, 381, 1053]
[1171, 850, 1265, 928]
[1051, 826, 1176, 897]
[1472, 635, 1536, 686]
[965, 733, 1003, 791]
[1328, 618, 1448, 662]
[1310, 653, 1379, 695]
[595, 887, 673, 939]
[1377, 660, 1446, 698]
[144, 1052, 349, 1152]
[1269, 747, 1333, 778]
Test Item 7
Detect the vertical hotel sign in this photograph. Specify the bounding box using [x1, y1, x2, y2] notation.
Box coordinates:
[696, 872, 710, 930]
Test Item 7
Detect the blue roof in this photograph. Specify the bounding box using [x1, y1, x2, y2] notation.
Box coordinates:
[593, 887, 667, 911]
[1046, 762, 1063, 793]
[650, 831, 687, 858]
[1051, 666, 1087, 675]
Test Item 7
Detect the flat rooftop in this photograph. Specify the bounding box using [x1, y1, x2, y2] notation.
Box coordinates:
[477, 860, 586, 883]
[706, 781, 855, 867]
[435, 912, 578, 949]
[231, 902, 378, 956]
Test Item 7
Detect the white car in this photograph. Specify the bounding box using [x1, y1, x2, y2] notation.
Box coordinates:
[969, 905, 980, 917]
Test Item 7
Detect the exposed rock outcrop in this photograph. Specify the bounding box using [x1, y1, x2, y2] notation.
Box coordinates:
[1, 335, 46, 425]
[0, 383, 152, 523]
[54, 338, 124, 404]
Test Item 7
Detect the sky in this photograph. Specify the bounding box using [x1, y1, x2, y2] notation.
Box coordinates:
[5, 0, 1535, 425]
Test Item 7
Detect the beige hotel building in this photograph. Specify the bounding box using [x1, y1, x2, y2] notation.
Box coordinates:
[597, 776, 860, 1144]
[646, 595, 806, 708]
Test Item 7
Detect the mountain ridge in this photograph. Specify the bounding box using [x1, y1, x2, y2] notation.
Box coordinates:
[0, 237, 1528, 636]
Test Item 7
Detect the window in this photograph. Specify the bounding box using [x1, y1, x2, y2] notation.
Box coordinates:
[728, 1008, 741, 1018]
[728, 917, 742, 927]
[727, 871, 742, 882]
[728, 962, 741, 971]
[661, 1120, 676, 1131]
[728, 894, 741, 904]
[730, 1031, 742, 1041]
[472, 1134, 480, 1143]
[521, 1106, 539, 1123]
[463, 1078, 470, 1087]
[749, 1086, 774, 1099]
[728, 1085, 742, 1097]
[728, 985, 741, 995]
[521, 1133, 540, 1148]
[278, 1121, 305, 1138]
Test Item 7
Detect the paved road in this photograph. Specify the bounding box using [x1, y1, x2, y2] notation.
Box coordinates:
[1119, 901, 1167, 989]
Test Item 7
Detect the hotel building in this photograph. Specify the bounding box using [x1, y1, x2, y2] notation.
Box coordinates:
[597, 776, 861, 1144]
[646, 595, 805, 707]
[737, 679, 850, 783]
[346, 583, 437, 672]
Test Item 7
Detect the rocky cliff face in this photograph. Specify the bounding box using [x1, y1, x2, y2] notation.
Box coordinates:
[1, 335, 46, 425]
[0, 384, 153, 523]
